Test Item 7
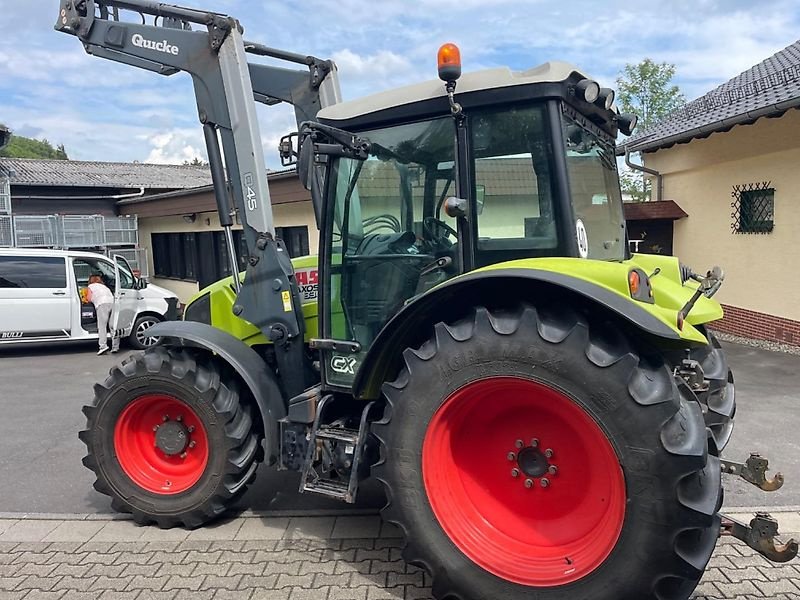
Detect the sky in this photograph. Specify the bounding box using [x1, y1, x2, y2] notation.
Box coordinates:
[1, 0, 799, 168]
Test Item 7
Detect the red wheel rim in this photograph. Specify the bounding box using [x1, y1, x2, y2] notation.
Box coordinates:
[422, 377, 626, 586]
[114, 394, 209, 495]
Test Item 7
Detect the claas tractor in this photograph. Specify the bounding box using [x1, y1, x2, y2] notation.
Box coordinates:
[56, 1, 797, 598]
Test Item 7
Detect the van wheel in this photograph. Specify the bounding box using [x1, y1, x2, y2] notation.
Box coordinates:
[129, 315, 161, 350]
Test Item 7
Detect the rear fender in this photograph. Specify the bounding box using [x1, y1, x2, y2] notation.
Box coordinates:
[353, 268, 694, 400]
[147, 321, 287, 462]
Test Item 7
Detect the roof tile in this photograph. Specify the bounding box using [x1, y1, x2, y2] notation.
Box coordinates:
[623, 39, 800, 153]
[0, 157, 212, 189]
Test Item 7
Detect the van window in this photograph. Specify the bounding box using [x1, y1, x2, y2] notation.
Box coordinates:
[0, 256, 67, 288]
[73, 258, 134, 289]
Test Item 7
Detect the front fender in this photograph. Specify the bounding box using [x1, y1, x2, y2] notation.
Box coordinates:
[147, 321, 286, 462]
[353, 265, 700, 400]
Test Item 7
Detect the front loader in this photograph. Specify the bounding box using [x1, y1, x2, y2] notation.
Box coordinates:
[57, 2, 797, 599]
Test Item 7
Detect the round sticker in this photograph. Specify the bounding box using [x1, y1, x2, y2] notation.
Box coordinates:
[576, 219, 589, 258]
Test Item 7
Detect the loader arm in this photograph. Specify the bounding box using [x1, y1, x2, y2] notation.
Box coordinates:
[55, 0, 338, 396]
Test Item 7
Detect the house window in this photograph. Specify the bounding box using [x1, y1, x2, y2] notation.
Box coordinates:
[731, 182, 774, 234]
[276, 226, 310, 257]
[151, 226, 311, 288]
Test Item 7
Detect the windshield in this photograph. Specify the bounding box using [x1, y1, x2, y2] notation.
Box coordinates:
[326, 117, 458, 364]
[562, 114, 626, 261]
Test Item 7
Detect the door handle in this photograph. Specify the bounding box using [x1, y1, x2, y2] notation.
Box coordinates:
[52, 291, 66, 296]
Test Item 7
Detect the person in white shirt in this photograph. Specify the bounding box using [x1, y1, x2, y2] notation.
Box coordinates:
[87, 274, 119, 355]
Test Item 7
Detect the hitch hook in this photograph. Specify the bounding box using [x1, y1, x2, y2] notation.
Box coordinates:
[720, 453, 784, 492]
[721, 513, 798, 563]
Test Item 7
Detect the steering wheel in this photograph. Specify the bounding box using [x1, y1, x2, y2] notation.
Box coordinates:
[423, 217, 458, 250]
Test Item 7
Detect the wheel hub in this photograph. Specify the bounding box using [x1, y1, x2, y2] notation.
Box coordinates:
[516, 446, 550, 479]
[154, 420, 189, 456]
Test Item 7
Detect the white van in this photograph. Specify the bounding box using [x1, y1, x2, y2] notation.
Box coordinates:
[0, 248, 179, 349]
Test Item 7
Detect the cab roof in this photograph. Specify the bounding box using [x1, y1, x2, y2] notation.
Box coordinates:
[318, 61, 588, 123]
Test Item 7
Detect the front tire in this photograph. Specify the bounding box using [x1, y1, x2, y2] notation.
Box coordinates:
[80, 347, 261, 528]
[128, 314, 161, 350]
[373, 305, 721, 600]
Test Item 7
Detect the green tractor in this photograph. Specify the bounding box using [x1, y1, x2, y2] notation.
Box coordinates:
[58, 2, 795, 599]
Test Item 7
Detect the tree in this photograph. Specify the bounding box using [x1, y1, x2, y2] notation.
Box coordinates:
[616, 59, 684, 201]
[0, 133, 70, 160]
[183, 157, 208, 166]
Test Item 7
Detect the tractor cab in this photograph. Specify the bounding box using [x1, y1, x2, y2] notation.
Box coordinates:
[307, 50, 638, 385]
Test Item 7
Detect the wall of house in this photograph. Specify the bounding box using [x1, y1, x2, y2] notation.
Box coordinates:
[644, 108, 800, 342]
[10, 186, 122, 216]
[136, 200, 317, 303]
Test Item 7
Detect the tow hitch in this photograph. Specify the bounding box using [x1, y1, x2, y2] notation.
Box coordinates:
[721, 453, 784, 492]
[719, 452, 796, 562]
[720, 513, 798, 563]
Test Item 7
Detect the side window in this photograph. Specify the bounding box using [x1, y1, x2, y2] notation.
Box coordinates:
[0, 256, 66, 288]
[471, 106, 558, 259]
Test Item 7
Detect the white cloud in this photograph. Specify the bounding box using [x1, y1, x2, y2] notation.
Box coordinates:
[2, 0, 798, 167]
[143, 130, 206, 165]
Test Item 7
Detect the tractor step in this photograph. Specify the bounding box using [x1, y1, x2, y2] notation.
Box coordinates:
[302, 478, 351, 501]
[316, 427, 360, 444]
[299, 396, 377, 503]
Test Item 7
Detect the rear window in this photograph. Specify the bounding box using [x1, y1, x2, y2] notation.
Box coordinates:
[0, 256, 67, 288]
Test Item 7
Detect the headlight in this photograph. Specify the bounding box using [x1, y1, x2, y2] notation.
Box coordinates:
[183, 293, 211, 325]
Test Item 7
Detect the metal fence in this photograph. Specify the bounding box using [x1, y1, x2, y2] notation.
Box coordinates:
[5, 214, 138, 248]
[12, 215, 60, 247]
[0, 177, 10, 214]
[104, 216, 139, 246]
[0, 215, 12, 247]
[61, 215, 105, 247]
[110, 247, 149, 279]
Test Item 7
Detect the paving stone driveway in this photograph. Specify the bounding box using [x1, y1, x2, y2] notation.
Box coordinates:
[1, 513, 799, 600]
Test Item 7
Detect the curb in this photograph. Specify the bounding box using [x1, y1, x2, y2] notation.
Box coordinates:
[0, 507, 382, 521]
[1, 506, 799, 522]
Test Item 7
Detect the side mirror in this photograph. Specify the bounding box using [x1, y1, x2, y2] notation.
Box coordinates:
[135, 278, 148, 290]
[297, 135, 314, 191]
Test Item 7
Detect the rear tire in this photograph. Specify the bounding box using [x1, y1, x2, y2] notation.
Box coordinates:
[684, 329, 736, 451]
[372, 304, 721, 600]
[80, 347, 261, 528]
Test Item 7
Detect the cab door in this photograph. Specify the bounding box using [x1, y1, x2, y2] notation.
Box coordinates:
[111, 255, 138, 336]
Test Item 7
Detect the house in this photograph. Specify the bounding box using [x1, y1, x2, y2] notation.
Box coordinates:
[0, 156, 211, 274]
[621, 39, 800, 346]
[117, 169, 315, 302]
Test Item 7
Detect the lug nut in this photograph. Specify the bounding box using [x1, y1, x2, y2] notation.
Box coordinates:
[189, 440, 196, 448]
[540, 478, 550, 488]
[544, 448, 554, 458]
[162, 415, 169, 422]
[187, 426, 195, 433]
[530, 438, 539, 448]
[511, 468, 520, 478]
[176, 415, 183, 422]
[524, 478, 533, 489]
[180, 452, 187, 459]
[507, 452, 516, 461]
[548, 465, 558, 475]
[515, 439, 524, 449]
[152, 425, 159, 432]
